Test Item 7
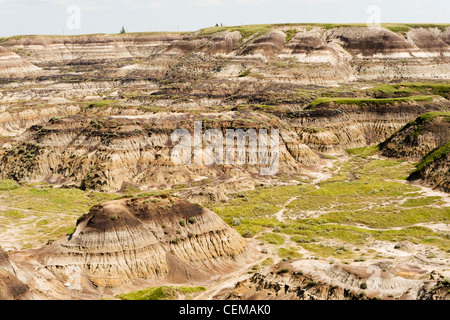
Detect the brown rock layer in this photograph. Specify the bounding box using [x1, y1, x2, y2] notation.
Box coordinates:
[221, 260, 445, 300]
[283, 101, 449, 153]
[0, 25, 448, 84]
[408, 145, 450, 192]
[34, 196, 254, 288]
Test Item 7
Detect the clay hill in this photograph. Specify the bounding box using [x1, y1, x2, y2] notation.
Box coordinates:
[4, 196, 256, 299]
[0, 25, 449, 84]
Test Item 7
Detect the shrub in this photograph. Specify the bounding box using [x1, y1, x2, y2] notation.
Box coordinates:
[243, 230, 254, 238]
[179, 220, 186, 227]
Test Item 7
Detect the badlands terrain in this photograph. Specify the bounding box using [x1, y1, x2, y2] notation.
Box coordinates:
[0, 23, 449, 300]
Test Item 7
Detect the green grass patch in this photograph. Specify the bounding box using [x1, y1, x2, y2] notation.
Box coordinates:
[198, 24, 271, 41]
[116, 286, 206, 300]
[261, 257, 274, 266]
[370, 82, 450, 99]
[0, 184, 118, 248]
[286, 223, 450, 252]
[238, 69, 251, 77]
[384, 24, 450, 33]
[414, 112, 450, 124]
[4, 210, 26, 219]
[4, 186, 116, 213]
[257, 232, 285, 245]
[323, 206, 449, 229]
[210, 184, 315, 218]
[400, 197, 443, 208]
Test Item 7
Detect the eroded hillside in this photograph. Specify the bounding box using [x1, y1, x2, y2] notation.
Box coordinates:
[0, 24, 449, 300]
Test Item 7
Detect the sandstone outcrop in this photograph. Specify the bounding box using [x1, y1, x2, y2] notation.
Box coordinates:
[287, 101, 449, 153]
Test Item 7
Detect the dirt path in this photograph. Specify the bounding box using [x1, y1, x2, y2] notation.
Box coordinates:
[274, 196, 300, 222]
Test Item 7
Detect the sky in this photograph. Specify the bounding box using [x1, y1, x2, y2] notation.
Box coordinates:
[0, 0, 448, 37]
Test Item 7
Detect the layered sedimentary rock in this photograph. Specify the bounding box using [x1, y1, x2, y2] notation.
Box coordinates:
[0, 111, 319, 192]
[33, 196, 254, 288]
[378, 112, 450, 192]
[381, 112, 450, 160]
[0, 104, 80, 136]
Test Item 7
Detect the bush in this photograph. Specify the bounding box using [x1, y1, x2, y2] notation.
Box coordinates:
[188, 217, 197, 224]
[243, 230, 254, 238]
[232, 218, 241, 226]
[179, 220, 186, 227]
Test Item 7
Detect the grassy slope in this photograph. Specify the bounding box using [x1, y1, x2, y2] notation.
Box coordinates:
[209, 149, 450, 256]
[308, 95, 436, 109]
